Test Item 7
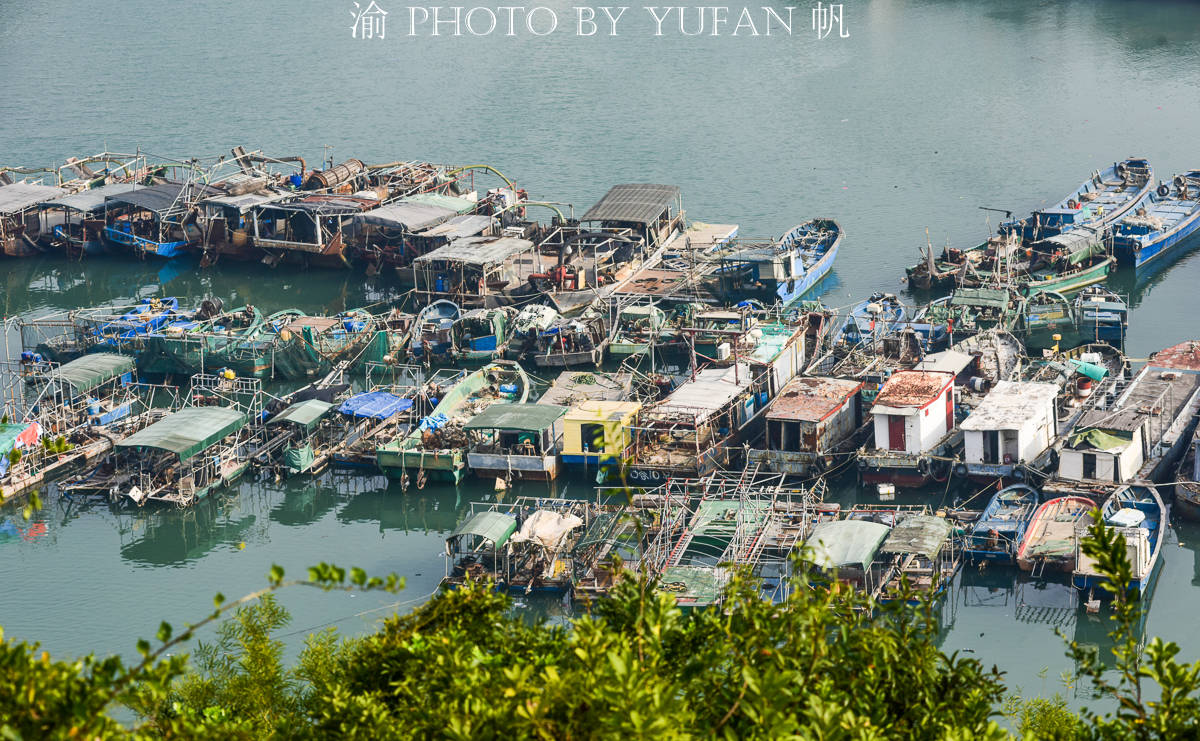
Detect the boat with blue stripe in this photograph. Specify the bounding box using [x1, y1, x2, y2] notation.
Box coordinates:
[712, 218, 841, 306]
[1072, 483, 1165, 599]
[92, 297, 183, 350]
[1112, 171, 1200, 269]
[964, 483, 1039, 563]
[834, 292, 906, 346]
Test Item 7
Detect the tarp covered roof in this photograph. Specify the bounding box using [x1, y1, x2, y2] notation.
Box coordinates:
[400, 192, 477, 214]
[913, 350, 974, 375]
[414, 213, 494, 240]
[413, 235, 534, 266]
[117, 406, 247, 461]
[450, 511, 518, 546]
[0, 182, 66, 213]
[652, 363, 752, 423]
[268, 399, 332, 430]
[202, 188, 292, 212]
[804, 520, 891, 571]
[39, 183, 141, 213]
[880, 515, 952, 558]
[1069, 428, 1133, 451]
[46, 353, 134, 392]
[106, 182, 220, 213]
[950, 288, 1011, 309]
[509, 510, 584, 550]
[337, 391, 413, 420]
[464, 403, 568, 432]
[582, 184, 680, 224]
[358, 201, 456, 230]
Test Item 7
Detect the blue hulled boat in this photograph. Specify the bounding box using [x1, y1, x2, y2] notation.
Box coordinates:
[773, 218, 841, 303]
[835, 292, 906, 346]
[1112, 171, 1200, 269]
[1072, 484, 1165, 598]
[712, 218, 841, 306]
[93, 297, 183, 349]
[964, 484, 1039, 563]
[409, 299, 461, 362]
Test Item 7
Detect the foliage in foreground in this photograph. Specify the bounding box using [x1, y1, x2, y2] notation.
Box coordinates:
[2, 514, 1200, 738]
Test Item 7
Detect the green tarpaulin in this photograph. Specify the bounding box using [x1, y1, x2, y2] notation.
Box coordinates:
[47, 353, 134, 392]
[283, 444, 316, 474]
[1069, 428, 1132, 451]
[0, 423, 30, 456]
[463, 404, 568, 432]
[118, 406, 247, 461]
[269, 399, 332, 431]
[450, 511, 518, 547]
[1069, 359, 1109, 382]
[804, 520, 891, 571]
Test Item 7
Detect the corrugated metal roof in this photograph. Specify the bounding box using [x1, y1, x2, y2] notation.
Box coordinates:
[879, 515, 952, 558]
[464, 403, 567, 432]
[268, 399, 333, 430]
[960, 381, 1059, 431]
[0, 182, 66, 213]
[414, 214, 494, 240]
[450, 511, 518, 545]
[267, 195, 377, 215]
[767, 376, 862, 422]
[117, 406, 247, 461]
[1151, 340, 1200, 371]
[39, 183, 140, 213]
[359, 201, 456, 230]
[652, 364, 752, 421]
[400, 192, 477, 214]
[106, 182, 221, 213]
[414, 235, 534, 266]
[804, 520, 891, 571]
[950, 288, 1011, 309]
[913, 350, 973, 375]
[873, 370, 953, 409]
[203, 188, 292, 211]
[581, 184, 680, 224]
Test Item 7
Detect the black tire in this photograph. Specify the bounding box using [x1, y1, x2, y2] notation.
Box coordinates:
[1158, 183, 1171, 198]
[917, 457, 931, 477]
[954, 463, 968, 479]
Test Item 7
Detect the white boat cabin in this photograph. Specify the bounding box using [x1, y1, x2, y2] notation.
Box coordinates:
[960, 381, 1059, 465]
[869, 370, 955, 455]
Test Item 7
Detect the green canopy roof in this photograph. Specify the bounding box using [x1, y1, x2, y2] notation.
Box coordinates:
[463, 404, 568, 432]
[118, 406, 247, 461]
[0, 423, 31, 455]
[268, 399, 332, 431]
[951, 288, 1010, 309]
[1069, 428, 1132, 451]
[879, 515, 952, 558]
[450, 511, 518, 546]
[401, 192, 478, 214]
[47, 353, 134, 392]
[804, 520, 891, 571]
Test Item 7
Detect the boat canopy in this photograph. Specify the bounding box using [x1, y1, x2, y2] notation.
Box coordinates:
[1036, 223, 1106, 264]
[117, 406, 247, 461]
[464, 403, 567, 432]
[400, 192, 477, 214]
[804, 520, 891, 571]
[879, 515, 952, 559]
[268, 399, 333, 431]
[337, 391, 413, 420]
[0, 182, 66, 214]
[358, 201, 457, 231]
[449, 511, 518, 546]
[39, 183, 140, 214]
[950, 288, 1010, 309]
[414, 214, 494, 240]
[581, 184, 680, 225]
[45, 353, 135, 392]
[510, 510, 584, 550]
[106, 182, 220, 214]
[651, 364, 752, 423]
[413, 235, 534, 266]
[202, 188, 292, 213]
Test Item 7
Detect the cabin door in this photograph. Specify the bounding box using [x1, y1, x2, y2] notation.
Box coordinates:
[888, 415, 906, 452]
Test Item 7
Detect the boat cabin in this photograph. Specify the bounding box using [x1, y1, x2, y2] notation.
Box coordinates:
[803, 519, 892, 599]
[34, 353, 137, 429]
[357, 194, 479, 267]
[748, 376, 863, 475]
[197, 186, 293, 260]
[579, 183, 684, 252]
[444, 511, 518, 588]
[103, 182, 220, 258]
[960, 381, 1059, 479]
[252, 195, 377, 263]
[561, 400, 641, 475]
[37, 183, 140, 255]
[464, 403, 568, 481]
[0, 182, 66, 257]
[869, 370, 955, 455]
[878, 514, 959, 602]
[411, 235, 536, 306]
[265, 398, 335, 476]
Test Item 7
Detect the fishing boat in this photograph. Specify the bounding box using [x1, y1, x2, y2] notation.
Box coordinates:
[834, 293, 906, 346]
[747, 376, 866, 477]
[711, 219, 841, 306]
[1112, 171, 1200, 270]
[1174, 424, 1200, 521]
[451, 307, 514, 364]
[609, 302, 672, 359]
[102, 181, 220, 258]
[465, 403, 569, 481]
[1073, 286, 1128, 347]
[36, 183, 142, 256]
[409, 300, 461, 364]
[0, 182, 66, 257]
[92, 297, 182, 351]
[1072, 484, 1165, 598]
[504, 303, 559, 360]
[878, 514, 961, 604]
[964, 484, 1039, 563]
[533, 311, 609, 368]
[1015, 495, 1095, 573]
[443, 510, 517, 589]
[138, 302, 264, 377]
[906, 157, 1153, 290]
[376, 360, 530, 485]
[958, 380, 1061, 484]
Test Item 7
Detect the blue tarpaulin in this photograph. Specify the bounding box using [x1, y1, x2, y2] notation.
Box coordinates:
[337, 392, 413, 420]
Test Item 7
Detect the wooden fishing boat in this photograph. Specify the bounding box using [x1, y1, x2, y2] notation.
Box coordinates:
[609, 302, 672, 358]
[1015, 495, 1095, 573]
[376, 360, 530, 485]
[1073, 286, 1128, 347]
[747, 376, 866, 477]
[36, 183, 142, 256]
[711, 218, 841, 306]
[1073, 484, 1165, 598]
[0, 182, 66, 257]
[533, 311, 609, 368]
[906, 157, 1153, 290]
[102, 181, 220, 258]
[451, 307, 514, 364]
[834, 293, 906, 346]
[504, 303, 559, 360]
[1175, 423, 1200, 521]
[1112, 171, 1200, 270]
[138, 302, 265, 376]
[465, 403, 569, 481]
[409, 300, 461, 364]
[964, 484, 1039, 563]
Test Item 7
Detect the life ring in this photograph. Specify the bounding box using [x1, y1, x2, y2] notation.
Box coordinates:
[953, 463, 968, 479]
[1158, 183, 1171, 198]
[1067, 199, 1080, 210]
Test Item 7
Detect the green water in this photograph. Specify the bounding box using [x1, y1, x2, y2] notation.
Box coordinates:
[3, 0, 1200, 710]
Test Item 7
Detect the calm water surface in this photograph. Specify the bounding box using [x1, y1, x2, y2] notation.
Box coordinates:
[3, 0, 1200, 710]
